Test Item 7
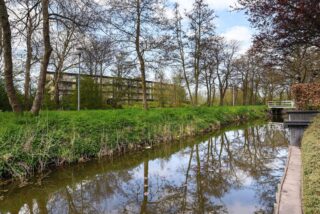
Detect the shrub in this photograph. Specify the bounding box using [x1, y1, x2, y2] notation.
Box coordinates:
[302, 116, 320, 213]
[291, 83, 320, 110]
[0, 80, 11, 111]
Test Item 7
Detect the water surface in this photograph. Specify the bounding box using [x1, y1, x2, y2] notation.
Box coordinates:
[0, 122, 288, 214]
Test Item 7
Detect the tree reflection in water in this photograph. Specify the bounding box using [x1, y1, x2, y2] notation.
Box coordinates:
[0, 123, 288, 214]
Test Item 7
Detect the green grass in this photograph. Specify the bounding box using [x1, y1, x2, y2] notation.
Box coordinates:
[302, 116, 320, 213]
[0, 106, 266, 180]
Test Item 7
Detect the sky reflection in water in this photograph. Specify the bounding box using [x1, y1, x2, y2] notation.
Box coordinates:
[0, 123, 288, 214]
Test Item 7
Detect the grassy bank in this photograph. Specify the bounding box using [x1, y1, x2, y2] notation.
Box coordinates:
[0, 106, 266, 181]
[302, 116, 320, 213]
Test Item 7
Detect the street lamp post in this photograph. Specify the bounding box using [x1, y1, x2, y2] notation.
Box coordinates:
[76, 47, 84, 111]
[232, 84, 235, 106]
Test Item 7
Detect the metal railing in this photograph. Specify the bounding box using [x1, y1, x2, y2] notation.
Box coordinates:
[268, 122, 285, 131]
[267, 100, 295, 109]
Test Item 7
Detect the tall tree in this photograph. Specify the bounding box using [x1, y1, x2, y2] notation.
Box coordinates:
[186, 0, 216, 105]
[9, 0, 42, 110]
[201, 37, 218, 106]
[50, 0, 100, 108]
[25, 1, 41, 110]
[234, 49, 263, 105]
[107, 0, 170, 110]
[110, 50, 135, 107]
[0, 0, 21, 113]
[30, 0, 52, 115]
[23, 1, 39, 110]
[52, 26, 76, 108]
[280, 46, 320, 83]
[172, 3, 193, 104]
[81, 36, 113, 77]
[135, 0, 147, 109]
[216, 40, 239, 106]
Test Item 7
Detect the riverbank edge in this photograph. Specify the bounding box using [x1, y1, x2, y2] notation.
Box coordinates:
[301, 116, 320, 213]
[274, 146, 302, 214]
[0, 106, 267, 182]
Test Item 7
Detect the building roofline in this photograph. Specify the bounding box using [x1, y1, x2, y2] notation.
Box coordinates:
[47, 71, 160, 84]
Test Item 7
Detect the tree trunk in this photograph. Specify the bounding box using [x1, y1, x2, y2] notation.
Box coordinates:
[216, 62, 224, 106]
[194, 79, 199, 105]
[24, 15, 33, 110]
[219, 85, 227, 106]
[53, 61, 64, 108]
[53, 78, 60, 107]
[211, 86, 215, 106]
[206, 83, 211, 106]
[194, 45, 200, 106]
[174, 6, 193, 105]
[249, 77, 255, 105]
[234, 86, 238, 105]
[242, 79, 248, 105]
[180, 50, 193, 104]
[254, 80, 259, 104]
[0, 0, 21, 113]
[135, 0, 148, 110]
[31, 0, 52, 115]
[100, 63, 103, 92]
[193, 21, 201, 106]
[219, 91, 224, 106]
[204, 70, 211, 106]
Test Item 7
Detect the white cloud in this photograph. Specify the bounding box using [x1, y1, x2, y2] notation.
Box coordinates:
[208, 0, 239, 11]
[222, 26, 253, 54]
[223, 26, 252, 41]
[165, 7, 176, 19]
[173, 0, 193, 12]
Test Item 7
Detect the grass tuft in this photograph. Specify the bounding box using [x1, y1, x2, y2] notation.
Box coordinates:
[0, 106, 266, 180]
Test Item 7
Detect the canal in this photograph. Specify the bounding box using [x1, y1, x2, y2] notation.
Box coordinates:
[0, 122, 288, 214]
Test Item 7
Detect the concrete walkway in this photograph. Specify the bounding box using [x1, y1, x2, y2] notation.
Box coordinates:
[276, 146, 302, 214]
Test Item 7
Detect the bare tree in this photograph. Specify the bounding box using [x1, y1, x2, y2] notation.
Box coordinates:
[9, 0, 42, 109]
[216, 40, 239, 106]
[280, 46, 320, 84]
[50, 0, 101, 108]
[81, 36, 113, 78]
[110, 50, 136, 106]
[106, 0, 169, 110]
[23, 1, 41, 110]
[234, 49, 263, 105]
[172, 3, 193, 104]
[201, 37, 218, 106]
[186, 0, 216, 105]
[51, 26, 76, 107]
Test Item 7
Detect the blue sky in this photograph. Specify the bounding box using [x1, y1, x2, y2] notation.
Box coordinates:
[171, 0, 254, 54]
